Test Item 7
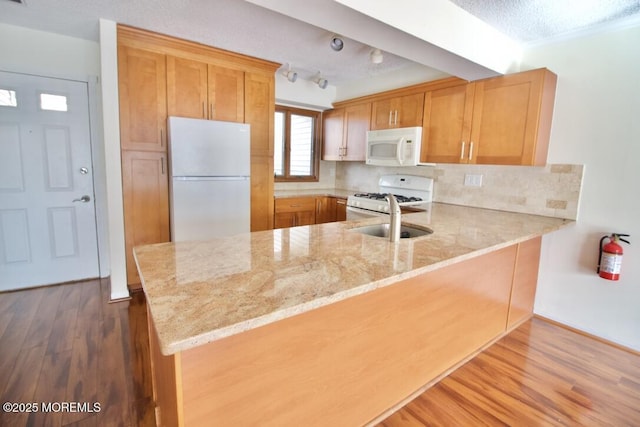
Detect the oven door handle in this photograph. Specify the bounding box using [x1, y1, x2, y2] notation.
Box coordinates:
[346, 206, 389, 219]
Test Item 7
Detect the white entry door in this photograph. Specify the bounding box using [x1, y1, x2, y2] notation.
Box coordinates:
[0, 71, 99, 291]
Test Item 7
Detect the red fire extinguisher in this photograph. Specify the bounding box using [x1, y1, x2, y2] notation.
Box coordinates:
[597, 233, 630, 281]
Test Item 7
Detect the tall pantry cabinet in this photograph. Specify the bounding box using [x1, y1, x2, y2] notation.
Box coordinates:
[117, 25, 278, 288]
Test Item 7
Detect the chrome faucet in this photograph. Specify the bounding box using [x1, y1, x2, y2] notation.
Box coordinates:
[386, 194, 401, 242]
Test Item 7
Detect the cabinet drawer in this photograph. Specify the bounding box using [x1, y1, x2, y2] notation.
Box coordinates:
[274, 197, 316, 213]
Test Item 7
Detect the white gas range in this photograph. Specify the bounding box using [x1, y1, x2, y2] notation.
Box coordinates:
[346, 175, 433, 220]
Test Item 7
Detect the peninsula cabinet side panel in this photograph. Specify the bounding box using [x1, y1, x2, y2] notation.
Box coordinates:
[507, 236, 542, 329]
[179, 245, 517, 426]
[147, 312, 184, 427]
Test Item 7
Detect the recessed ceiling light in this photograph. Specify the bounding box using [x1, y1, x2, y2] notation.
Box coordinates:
[330, 36, 344, 51]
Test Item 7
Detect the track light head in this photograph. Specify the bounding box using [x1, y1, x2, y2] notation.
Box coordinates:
[283, 70, 297, 82]
[370, 48, 384, 64]
[282, 64, 297, 82]
[313, 73, 329, 89]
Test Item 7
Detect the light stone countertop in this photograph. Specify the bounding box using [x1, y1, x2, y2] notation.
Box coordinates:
[273, 188, 353, 199]
[134, 203, 573, 355]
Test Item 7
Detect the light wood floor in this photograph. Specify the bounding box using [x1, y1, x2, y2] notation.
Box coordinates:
[1, 280, 639, 426]
[377, 317, 640, 426]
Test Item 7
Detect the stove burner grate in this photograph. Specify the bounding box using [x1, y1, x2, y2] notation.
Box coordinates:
[353, 193, 423, 204]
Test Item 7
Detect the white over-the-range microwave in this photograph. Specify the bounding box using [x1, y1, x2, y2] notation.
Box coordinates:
[365, 126, 427, 167]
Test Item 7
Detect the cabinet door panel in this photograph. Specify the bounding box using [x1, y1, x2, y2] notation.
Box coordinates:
[470, 70, 553, 166]
[396, 92, 425, 128]
[421, 84, 474, 164]
[121, 151, 170, 286]
[274, 212, 296, 229]
[251, 155, 274, 232]
[316, 197, 337, 224]
[208, 65, 244, 122]
[343, 103, 370, 161]
[322, 108, 345, 161]
[166, 56, 208, 119]
[245, 73, 275, 231]
[335, 198, 347, 221]
[118, 46, 167, 151]
[371, 98, 394, 130]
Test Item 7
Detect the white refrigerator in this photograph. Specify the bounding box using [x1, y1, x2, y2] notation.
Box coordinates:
[168, 117, 251, 242]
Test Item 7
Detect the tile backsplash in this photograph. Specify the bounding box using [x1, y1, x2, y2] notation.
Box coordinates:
[335, 162, 584, 220]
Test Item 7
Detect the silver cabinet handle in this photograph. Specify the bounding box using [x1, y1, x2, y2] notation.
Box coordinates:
[79, 167, 89, 174]
[460, 141, 466, 160]
[469, 141, 474, 160]
[73, 195, 91, 203]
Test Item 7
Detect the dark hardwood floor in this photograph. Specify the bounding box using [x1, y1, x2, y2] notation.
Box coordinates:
[0, 279, 154, 427]
[1, 280, 639, 426]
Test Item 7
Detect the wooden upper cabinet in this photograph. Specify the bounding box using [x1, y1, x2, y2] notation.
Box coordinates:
[343, 103, 370, 160]
[118, 45, 167, 152]
[420, 68, 557, 166]
[322, 102, 370, 161]
[167, 56, 208, 119]
[470, 68, 557, 166]
[370, 92, 424, 130]
[166, 57, 245, 122]
[322, 108, 345, 161]
[421, 84, 474, 164]
[208, 65, 244, 122]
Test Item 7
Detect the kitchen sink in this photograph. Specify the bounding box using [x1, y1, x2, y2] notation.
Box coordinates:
[349, 223, 433, 239]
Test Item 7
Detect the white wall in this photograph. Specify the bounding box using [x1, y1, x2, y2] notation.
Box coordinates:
[0, 23, 100, 77]
[523, 26, 640, 350]
[0, 23, 115, 288]
[99, 20, 129, 300]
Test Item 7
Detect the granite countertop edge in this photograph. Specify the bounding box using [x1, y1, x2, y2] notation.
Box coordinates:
[135, 203, 574, 355]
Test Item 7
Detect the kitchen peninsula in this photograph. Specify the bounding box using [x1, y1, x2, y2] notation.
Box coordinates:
[135, 203, 571, 426]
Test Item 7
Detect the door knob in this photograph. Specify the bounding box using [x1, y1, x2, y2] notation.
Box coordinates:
[73, 195, 91, 203]
[79, 167, 89, 174]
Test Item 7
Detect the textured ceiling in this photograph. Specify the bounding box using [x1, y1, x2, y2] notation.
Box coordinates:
[449, 0, 640, 43]
[1, 0, 640, 86]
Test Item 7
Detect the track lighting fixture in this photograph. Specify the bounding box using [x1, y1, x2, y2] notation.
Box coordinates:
[282, 63, 297, 83]
[313, 73, 329, 89]
[330, 35, 344, 51]
[370, 48, 384, 64]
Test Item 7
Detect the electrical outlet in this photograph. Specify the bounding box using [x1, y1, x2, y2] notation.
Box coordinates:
[464, 174, 483, 187]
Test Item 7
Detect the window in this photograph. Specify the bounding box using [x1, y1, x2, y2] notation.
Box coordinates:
[0, 89, 18, 107]
[40, 93, 68, 112]
[274, 106, 320, 182]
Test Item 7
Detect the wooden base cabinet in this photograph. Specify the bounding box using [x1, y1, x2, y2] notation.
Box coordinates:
[507, 236, 542, 329]
[274, 197, 316, 228]
[146, 238, 543, 426]
[274, 196, 345, 228]
[121, 151, 170, 285]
